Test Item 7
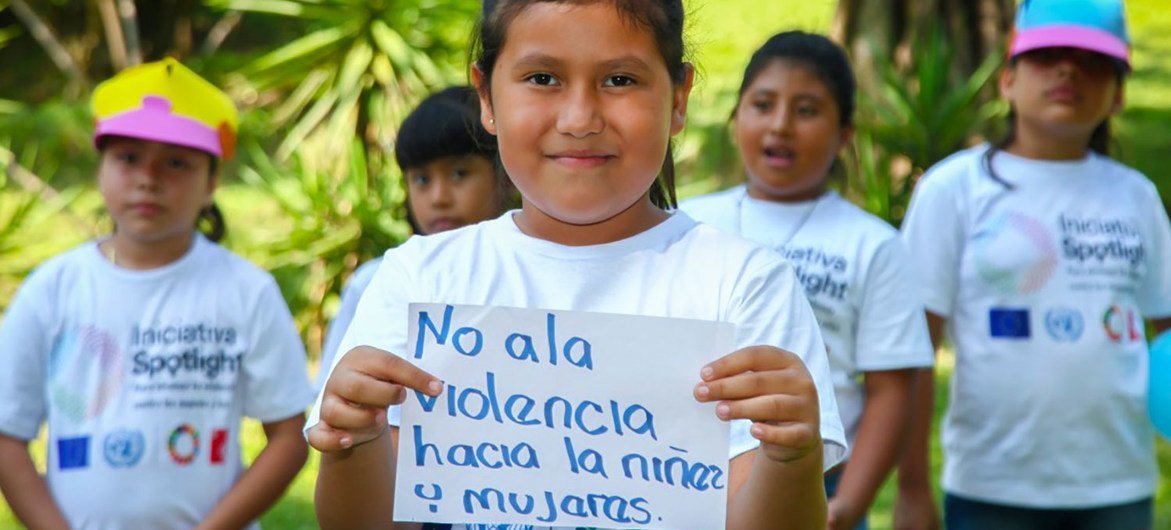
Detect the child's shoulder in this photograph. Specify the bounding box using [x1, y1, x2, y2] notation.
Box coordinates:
[679, 214, 796, 272]
[189, 238, 281, 293]
[1094, 154, 1159, 194]
[18, 241, 101, 290]
[820, 191, 900, 242]
[677, 185, 744, 219]
[919, 144, 989, 189]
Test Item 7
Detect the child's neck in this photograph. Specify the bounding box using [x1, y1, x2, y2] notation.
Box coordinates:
[514, 199, 669, 246]
[103, 232, 196, 270]
[1007, 123, 1093, 161]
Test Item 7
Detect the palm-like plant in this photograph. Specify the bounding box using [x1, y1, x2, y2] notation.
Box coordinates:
[847, 28, 1004, 225]
[209, 0, 477, 165]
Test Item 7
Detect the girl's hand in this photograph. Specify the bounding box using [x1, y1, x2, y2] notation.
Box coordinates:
[694, 345, 821, 464]
[308, 346, 442, 452]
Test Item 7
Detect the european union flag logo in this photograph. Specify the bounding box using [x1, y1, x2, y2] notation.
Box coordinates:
[58, 436, 90, 470]
[990, 308, 1031, 339]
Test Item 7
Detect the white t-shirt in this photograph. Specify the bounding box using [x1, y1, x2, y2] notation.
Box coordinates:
[681, 187, 933, 448]
[310, 211, 846, 530]
[901, 145, 1171, 508]
[317, 257, 382, 390]
[0, 235, 315, 530]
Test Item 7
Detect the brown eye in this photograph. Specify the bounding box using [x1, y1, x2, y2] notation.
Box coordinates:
[526, 73, 557, 86]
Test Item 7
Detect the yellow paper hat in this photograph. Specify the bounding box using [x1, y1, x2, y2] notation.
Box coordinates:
[92, 58, 238, 159]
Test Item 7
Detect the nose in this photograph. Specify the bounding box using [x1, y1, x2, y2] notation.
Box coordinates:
[556, 85, 604, 138]
[133, 157, 164, 190]
[428, 176, 454, 208]
[767, 104, 794, 137]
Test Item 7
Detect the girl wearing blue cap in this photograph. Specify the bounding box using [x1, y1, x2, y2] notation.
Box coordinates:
[0, 60, 314, 529]
[897, 1, 1171, 528]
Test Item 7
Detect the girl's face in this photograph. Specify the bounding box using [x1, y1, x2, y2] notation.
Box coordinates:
[1001, 47, 1123, 138]
[475, 2, 691, 231]
[98, 138, 215, 246]
[405, 154, 501, 234]
[734, 60, 851, 202]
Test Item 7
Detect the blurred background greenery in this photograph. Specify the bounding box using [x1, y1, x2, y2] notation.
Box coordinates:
[1, 0, 1169, 528]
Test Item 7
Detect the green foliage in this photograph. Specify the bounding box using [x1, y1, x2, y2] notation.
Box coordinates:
[211, 0, 477, 159]
[847, 29, 1004, 225]
[235, 140, 411, 355]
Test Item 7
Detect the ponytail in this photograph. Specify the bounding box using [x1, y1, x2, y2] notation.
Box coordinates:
[198, 203, 227, 242]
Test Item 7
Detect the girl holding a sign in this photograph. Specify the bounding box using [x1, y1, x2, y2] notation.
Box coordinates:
[679, 32, 934, 530]
[307, 1, 847, 529]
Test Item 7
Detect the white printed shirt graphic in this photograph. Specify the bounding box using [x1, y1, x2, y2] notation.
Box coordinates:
[901, 145, 1171, 508]
[0, 235, 314, 530]
[681, 187, 933, 448]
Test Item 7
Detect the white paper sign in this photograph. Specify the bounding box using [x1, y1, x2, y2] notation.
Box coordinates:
[393, 303, 736, 530]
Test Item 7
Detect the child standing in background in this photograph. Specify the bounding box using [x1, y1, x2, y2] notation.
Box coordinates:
[0, 59, 314, 529]
[896, 1, 1171, 528]
[680, 31, 933, 530]
[307, 1, 847, 529]
[318, 86, 513, 390]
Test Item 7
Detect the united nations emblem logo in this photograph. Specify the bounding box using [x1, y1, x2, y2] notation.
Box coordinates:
[1045, 307, 1084, 342]
[103, 429, 145, 468]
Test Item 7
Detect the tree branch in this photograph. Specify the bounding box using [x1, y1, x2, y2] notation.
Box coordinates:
[201, 11, 243, 56]
[115, 0, 142, 65]
[94, 0, 128, 70]
[9, 0, 87, 86]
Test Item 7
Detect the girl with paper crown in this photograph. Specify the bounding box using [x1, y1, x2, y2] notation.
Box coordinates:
[896, 1, 1171, 528]
[0, 58, 314, 529]
[306, 1, 847, 529]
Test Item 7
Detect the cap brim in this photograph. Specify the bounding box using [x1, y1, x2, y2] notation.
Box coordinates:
[1011, 24, 1130, 69]
[94, 109, 224, 158]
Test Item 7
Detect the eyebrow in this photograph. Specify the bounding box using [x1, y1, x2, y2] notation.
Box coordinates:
[748, 88, 825, 103]
[510, 53, 655, 74]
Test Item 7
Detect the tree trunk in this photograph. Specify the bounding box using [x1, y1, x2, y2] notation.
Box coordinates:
[834, 0, 1012, 78]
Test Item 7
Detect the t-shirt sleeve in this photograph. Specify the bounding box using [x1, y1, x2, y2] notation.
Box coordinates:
[317, 258, 382, 391]
[240, 278, 315, 423]
[0, 274, 54, 440]
[1137, 182, 1171, 318]
[730, 257, 847, 470]
[901, 170, 966, 317]
[307, 253, 413, 432]
[855, 237, 935, 371]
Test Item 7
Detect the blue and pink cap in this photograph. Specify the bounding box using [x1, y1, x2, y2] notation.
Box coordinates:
[1010, 0, 1131, 69]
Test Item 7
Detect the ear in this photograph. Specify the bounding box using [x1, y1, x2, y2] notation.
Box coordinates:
[669, 63, 696, 136]
[472, 65, 497, 135]
[1110, 81, 1126, 116]
[998, 65, 1017, 104]
[837, 124, 855, 153]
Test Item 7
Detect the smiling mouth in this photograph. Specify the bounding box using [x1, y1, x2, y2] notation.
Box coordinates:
[547, 151, 616, 169]
[763, 145, 795, 168]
